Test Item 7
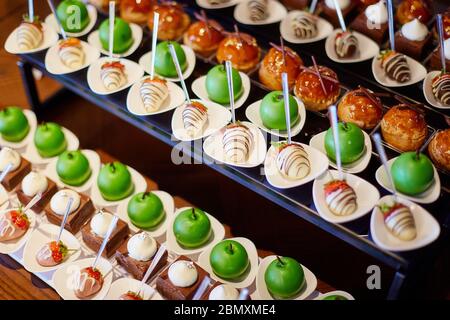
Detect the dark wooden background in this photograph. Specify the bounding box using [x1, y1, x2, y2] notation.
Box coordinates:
[0, 0, 448, 300]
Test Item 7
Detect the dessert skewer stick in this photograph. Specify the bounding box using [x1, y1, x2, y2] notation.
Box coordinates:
[238, 288, 249, 300]
[150, 12, 159, 80]
[47, 0, 67, 39]
[328, 105, 343, 180]
[92, 215, 118, 269]
[372, 133, 398, 201]
[108, 1, 115, 60]
[0, 163, 13, 182]
[28, 0, 34, 22]
[192, 276, 211, 300]
[225, 60, 236, 123]
[386, 0, 395, 51]
[168, 43, 191, 104]
[332, 0, 347, 32]
[22, 192, 43, 214]
[136, 244, 166, 297]
[437, 14, 447, 73]
[282, 72, 292, 144]
[56, 197, 73, 243]
[309, 0, 318, 14]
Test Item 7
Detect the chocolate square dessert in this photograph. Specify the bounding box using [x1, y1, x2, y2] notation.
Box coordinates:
[16, 177, 58, 214]
[1, 157, 31, 192]
[156, 256, 209, 300]
[429, 47, 450, 71]
[81, 213, 129, 258]
[318, 1, 357, 28]
[115, 235, 168, 280]
[44, 192, 95, 234]
[350, 11, 388, 45]
[394, 30, 431, 60]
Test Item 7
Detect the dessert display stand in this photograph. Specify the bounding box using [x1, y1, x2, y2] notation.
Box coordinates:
[13, 0, 450, 299]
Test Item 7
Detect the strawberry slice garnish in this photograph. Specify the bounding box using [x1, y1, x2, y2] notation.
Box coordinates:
[124, 291, 143, 300]
[85, 267, 102, 281]
[379, 202, 408, 220]
[324, 180, 350, 195]
[49, 241, 68, 263]
[10, 209, 29, 230]
[101, 61, 125, 71]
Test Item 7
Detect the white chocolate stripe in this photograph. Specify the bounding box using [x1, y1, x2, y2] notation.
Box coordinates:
[140, 81, 169, 112]
[16, 23, 42, 50]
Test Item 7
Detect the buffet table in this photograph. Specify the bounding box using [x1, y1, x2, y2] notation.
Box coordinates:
[5, 0, 450, 299]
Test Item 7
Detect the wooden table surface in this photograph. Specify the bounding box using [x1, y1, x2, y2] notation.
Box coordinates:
[0, 149, 333, 299]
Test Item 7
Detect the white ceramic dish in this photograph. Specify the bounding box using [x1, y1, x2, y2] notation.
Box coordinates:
[22, 223, 81, 273]
[203, 121, 267, 168]
[280, 11, 333, 44]
[315, 290, 355, 300]
[22, 126, 79, 165]
[0, 207, 36, 254]
[309, 130, 372, 173]
[325, 29, 379, 64]
[126, 76, 185, 116]
[191, 72, 251, 110]
[166, 207, 225, 256]
[0, 187, 8, 211]
[90, 165, 147, 208]
[87, 57, 144, 95]
[171, 99, 231, 142]
[423, 71, 450, 109]
[264, 143, 329, 189]
[0, 109, 37, 150]
[105, 278, 163, 300]
[255, 255, 317, 300]
[44, 149, 101, 193]
[313, 170, 380, 224]
[370, 195, 440, 252]
[245, 97, 306, 138]
[4, 22, 58, 54]
[375, 157, 441, 204]
[196, 0, 243, 10]
[138, 45, 196, 82]
[116, 190, 175, 238]
[87, 23, 142, 58]
[234, 0, 287, 25]
[198, 237, 259, 289]
[371, 53, 427, 87]
[45, 5, 97, 38]
[52, 257, 113, 300]
[45, 40, 101, 75]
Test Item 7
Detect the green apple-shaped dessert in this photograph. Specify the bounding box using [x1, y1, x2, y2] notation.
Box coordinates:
[127, 192, 165, 229]
[56, 0, 90, 33]
[260, 91, 299, 130]
[99, 17, 133, 54]
[154, 41, 187, 78]
[97, 162, 134, 201]
[173, 208, 211, 248]
[56, 150, 91, 186]
[322, 295, 348, 300]
[264, 256, 305, 299]
[205, 65, 243, 104]
[391, 152, 434, 195]
[34, 122, 67, 158]
[0, 107, 30, 142]
[210, 239, 249, 280]
[324, 122, 365, 164]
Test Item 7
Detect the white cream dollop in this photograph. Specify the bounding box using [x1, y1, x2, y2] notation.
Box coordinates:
[209, 284, 240, 300]
[50, 189, 80, 215]
[21, 171, 48, 197]
[127, 232, 157, 261]
[365, 1, 388, 24]
[90, 210, 115, 238]
[0, 147, 21, 171]
[168, 260, 198, 287]
[401, 19, 429, 41]
[444, 38, 450, 60]
[325, 0, 350, 10]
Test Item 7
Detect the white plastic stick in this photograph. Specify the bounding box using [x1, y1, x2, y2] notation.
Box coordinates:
[281, 72, 291, 144]
[109, 1, 115, 59]
[329, 105, 343, 180]
[225, 60, 236, 123]
[332, 0, 346, 32]
[56, 198, 73, 243]
[373, 133, 398, 200]
[387, 0, 395, 51]
[0, 163, 13, 182]
[137, 244, 166, 296]
[309, 0, 318, 14]
[192, 276, 211, 300]
[168, 43, 190, 104]
[92, 215, 118, 268]
[46, 0, 67, 39]
[150, 12, 159, 80]
[28, 0, 34, 22]
[437, 14, 447, 73]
